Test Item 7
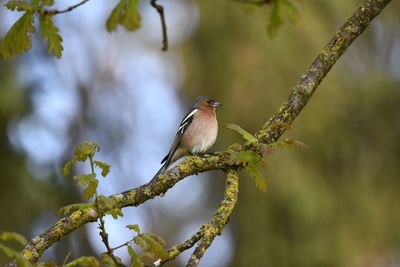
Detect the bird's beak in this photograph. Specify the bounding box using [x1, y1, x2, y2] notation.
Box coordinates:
[213, 101, 222, 108]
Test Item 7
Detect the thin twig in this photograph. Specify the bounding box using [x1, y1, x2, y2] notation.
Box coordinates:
[150, 0, 168, 51]
[90, 156, 125, 267]
[111, 238, 135, 252]
[41, 0, 90, 16]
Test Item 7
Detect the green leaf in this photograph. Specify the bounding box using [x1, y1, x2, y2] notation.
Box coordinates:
[97, 195, 116, 209]
[0, 232, 27, 246]
[0, 243, 19, 258]
[63, 158, 76, 176]
[83, 179, 98, 200]
[99, 253, 120, 267]
[267, 0, 283, 37]
[232, 150, 262, 166]
[273, 138, 309, 149]
[63, 256, 100, 267]
[38, 15, 63, 58]
[224, 124, 258, 143]
[35, 261, 57, 267]
[106, 0, 141, 32]
[73, 174, 98, 199]
[127, 246, 143, 267]
[58, 203, 91, 215]
[5, 1, 35, 11]
[0, 11, 35, 60]
[134, 233, 168, 259]
[282, 0, 300, 24]
[106, 0, 125, 32]
[74, 141, 100, 162]
[94, 160, 110, 177]
[246, 165, 267, 192]
[126, 224, 141, 234]
[38, 0, 54, 6]
[123, 0, 141, 31]
[107, 207, 124, 219]
[73, 173, 96, 187]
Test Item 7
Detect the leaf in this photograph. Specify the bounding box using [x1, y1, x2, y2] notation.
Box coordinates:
[127, 224, 141, 234]
[97, 195, 116, 210]
[224, 124, 258, 143]
[267, 0, 283, 37]
[94, 160, 110, 177]
[73, 174, 98, 199]
[0, 243, 19, 258]
[106, 0, 125, 32]
[123, 0, 141, 31]
[282, 0, 300, 24]
[0, 11, 35, 60]
[106, 0, 141, 32]
[0, 232, 28, 246]
[73, 173, 96, 187]
[99, 253, 120, 267]
[63, 158, 76, 176]
[246, 165, 267, 192]
[74, 141, 100, 162]
[63, 256, 100, 267]
[266, 122, 292, 131]
[134, 233, 168, 259]
[5, 1, 35, 11]
[274, 138, 309, 149]
[83, 179, 98, 200]
[38, 15, 63, 58]
[127, 246, 143, 267]
[58, 203, 91, 215]
[37, 0, 54, 6]
[107, 207, 124, 219]
[36, 261, 57, 267]
[232, 150, 262, 166]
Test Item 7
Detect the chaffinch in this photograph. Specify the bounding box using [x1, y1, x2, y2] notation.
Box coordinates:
[151, 96, 222, 181]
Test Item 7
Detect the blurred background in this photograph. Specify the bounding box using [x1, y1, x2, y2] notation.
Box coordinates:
[1, 0, 400, 266]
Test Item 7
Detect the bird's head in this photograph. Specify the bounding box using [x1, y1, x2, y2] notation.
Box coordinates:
[193, 96, 222, 110]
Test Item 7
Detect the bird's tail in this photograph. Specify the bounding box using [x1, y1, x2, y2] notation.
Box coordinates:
[150, 162, 169, 183]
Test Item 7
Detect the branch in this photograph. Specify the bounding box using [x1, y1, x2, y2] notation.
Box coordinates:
[40, 0, 90, 16]
[22, 0, 392, 264]
[150, 0, 169, 51]
[186, 169, 239, 267]
[147, 230, 203, 266]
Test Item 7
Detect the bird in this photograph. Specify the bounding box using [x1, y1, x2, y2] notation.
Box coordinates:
[151, 96, 222, 182]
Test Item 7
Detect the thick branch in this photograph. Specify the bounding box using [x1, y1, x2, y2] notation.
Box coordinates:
[22, 0, 391, 264]
[256, 0, 392, 143]
[186, 169, 239, 267]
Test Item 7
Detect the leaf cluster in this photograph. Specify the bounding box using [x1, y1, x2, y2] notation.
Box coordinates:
[225, 123, 307, 192]
[106, 0, 141, 32]
[0, 0, 63, 59]
[235, 0, 300, 37]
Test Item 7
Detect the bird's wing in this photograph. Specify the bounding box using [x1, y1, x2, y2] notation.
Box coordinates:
[161, 108, 198, 165]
